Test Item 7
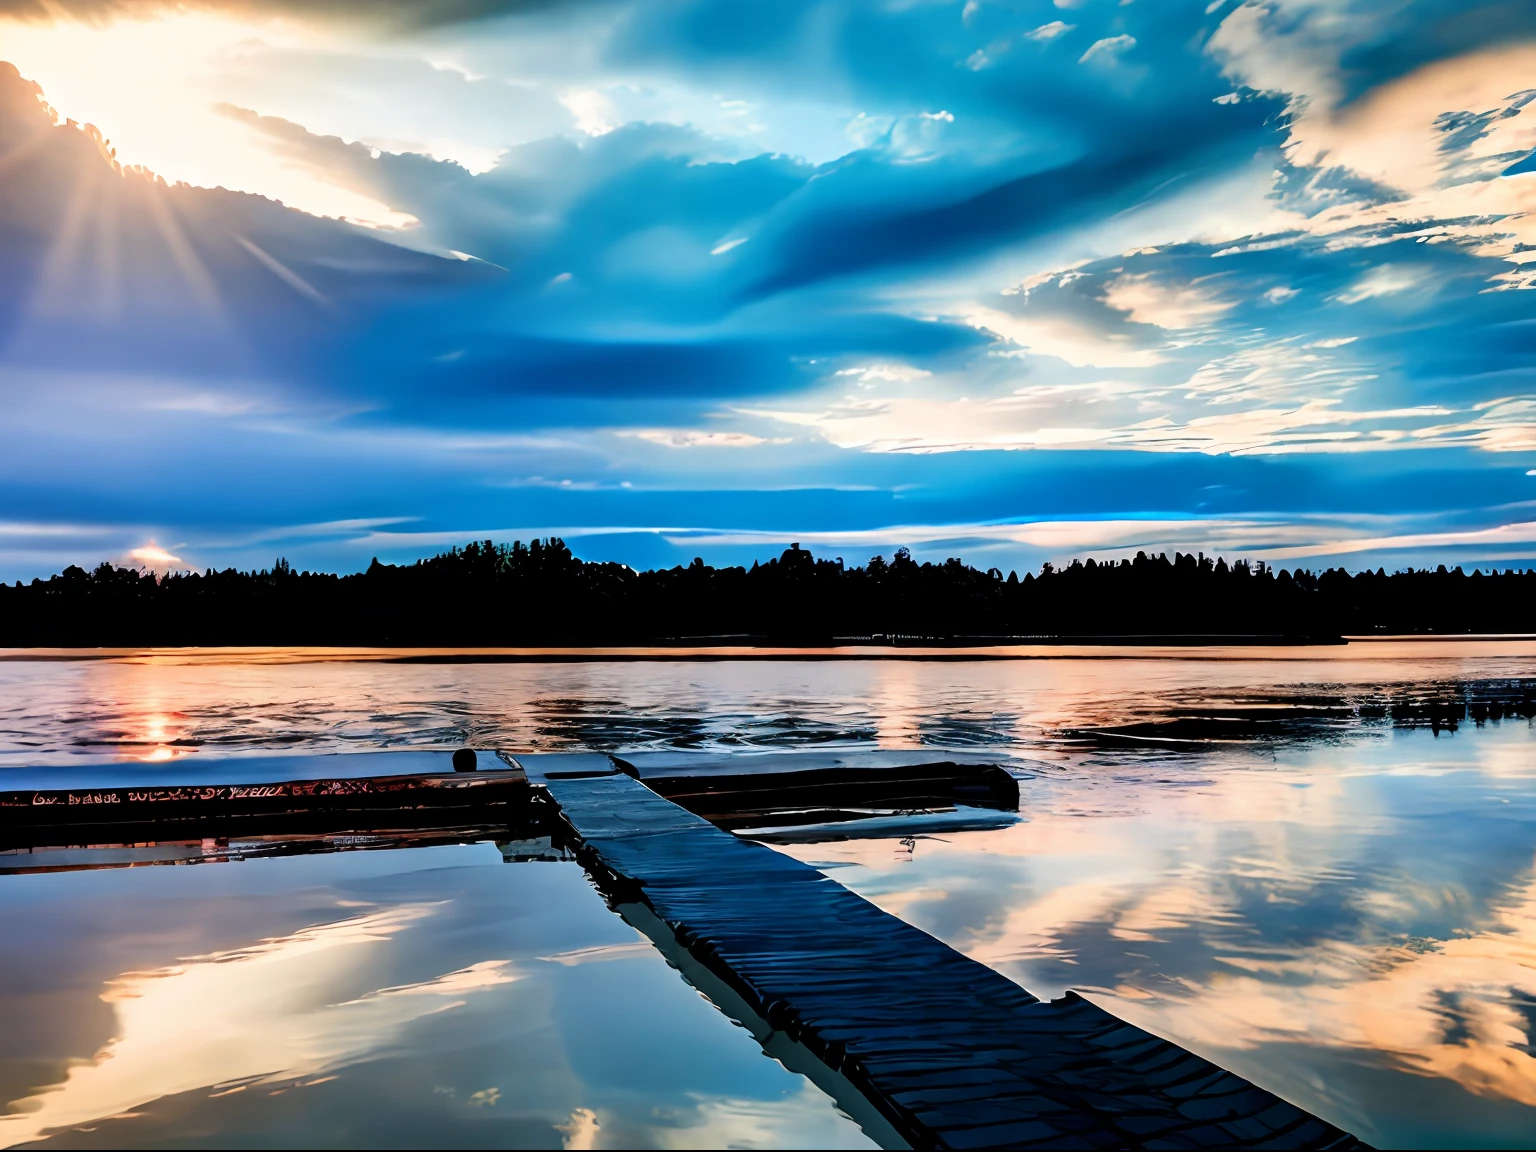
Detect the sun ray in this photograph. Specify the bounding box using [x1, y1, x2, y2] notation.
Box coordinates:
[235, 235, 329, 306]
[140, 178, 229, 324]
[0, 121, 55, 180]
[91, 155, 123, 319]
[22, 140, 100, 322]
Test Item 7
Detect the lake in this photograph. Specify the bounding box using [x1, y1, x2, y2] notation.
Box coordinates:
[3, 641, 1535, 1148]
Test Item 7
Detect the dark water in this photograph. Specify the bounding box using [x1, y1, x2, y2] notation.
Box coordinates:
[3, 641, 1536, 1148]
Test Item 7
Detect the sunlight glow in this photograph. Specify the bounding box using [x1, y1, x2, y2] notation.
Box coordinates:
[129, 544, 183, 568]
[0, 12, 415, 227]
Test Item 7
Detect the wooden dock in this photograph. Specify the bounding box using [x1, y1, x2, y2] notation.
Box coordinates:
[0, 749, 1370, 1148]
[0, 751, 540, 852]
[547, 771, 1367, 1151]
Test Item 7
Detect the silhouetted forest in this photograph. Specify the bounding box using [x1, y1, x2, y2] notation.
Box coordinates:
[3, 539, 1535, 646]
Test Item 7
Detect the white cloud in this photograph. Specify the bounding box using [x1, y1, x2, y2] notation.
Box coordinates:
[745, 383, 1460, 456]
[1103, 273, 1235, 329]
[1026, 21, 1075, 41]
[1079, 35, 1136, 64]
[1256, 519, 1536, 561]
[1121, 399, 1451, 455]
[966, 308, 1164, 367]
[560, 89, 615, 136]
[1407, 397, 1536, 453]
[834, 363, 933, 384]
[0, 520, 112, 539]
[1333, 265, 1426, 305]
[624, 429, 783, 448]
[1210, 20, 1536, 275]
[1179, 339, 1371, 405]
[1206, 0, 1348, 109]
[744, 392, 1122, 453]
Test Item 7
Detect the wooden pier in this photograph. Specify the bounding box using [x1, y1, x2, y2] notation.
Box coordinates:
[1, 749, 1368, 1149]
[546, 769, 1366, 1151]
[0, 751, 542, 854]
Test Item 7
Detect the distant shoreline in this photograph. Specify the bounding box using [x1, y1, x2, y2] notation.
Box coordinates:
[8, 635, 1536, 664]
[8, 541, 1536, 647]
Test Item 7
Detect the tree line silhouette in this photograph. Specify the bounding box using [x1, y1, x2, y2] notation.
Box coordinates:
[2, 539, 1534, 646]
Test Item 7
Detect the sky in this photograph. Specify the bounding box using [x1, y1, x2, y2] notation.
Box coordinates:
[0, 0, 1535, 580]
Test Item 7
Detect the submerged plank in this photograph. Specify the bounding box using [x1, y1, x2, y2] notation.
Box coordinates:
[547, 773, 1367, 1152]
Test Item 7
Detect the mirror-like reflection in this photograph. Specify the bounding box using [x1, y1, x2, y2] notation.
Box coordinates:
[4, 644, 1536, 1147]
[781, 724, 1536, 1149]
[0, 844, 872, 1150]
[4, 640, 1536, 765]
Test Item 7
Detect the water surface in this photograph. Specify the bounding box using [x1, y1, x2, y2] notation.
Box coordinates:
[0, 844, 871, 1150]
[3, 642, 1536, 1148]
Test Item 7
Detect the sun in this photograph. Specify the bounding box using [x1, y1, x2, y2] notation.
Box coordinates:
[129, 543, 183, 569]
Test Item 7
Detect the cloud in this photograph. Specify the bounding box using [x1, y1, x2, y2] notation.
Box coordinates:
[746, 390, 1465, 458]
[624, 428, 782, 448]
[560, 88, 617, 136]
[1214, 17, 1536, 279]
[663, 517, 1274, 553]
[1103, 273, 1235, 329]
[1333, 265, 1427, 305]
[1026, 21, 1074, 42]
[0, 904, 516, 1148]
[1, 0, 1536, 578]
[1079, 35, 1136, 65]
[0, 63, 485, 388]
[835, 363, 932, 384]
[1255, 518, 1536, 561]
[965, 309, 1164, 368]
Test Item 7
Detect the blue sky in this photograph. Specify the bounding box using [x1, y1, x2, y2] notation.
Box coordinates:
[1, 0, 1535, 579]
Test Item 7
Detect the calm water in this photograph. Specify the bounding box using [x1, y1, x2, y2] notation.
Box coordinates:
[4, 642, 1536, 1148]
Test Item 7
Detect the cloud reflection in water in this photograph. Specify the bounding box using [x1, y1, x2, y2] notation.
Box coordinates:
[0, 905, 513, 1146]
[6, 649, 1536, 1144]
[0, 847, 872, 1150]
[780, 724, 1536, 1146]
